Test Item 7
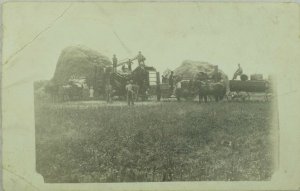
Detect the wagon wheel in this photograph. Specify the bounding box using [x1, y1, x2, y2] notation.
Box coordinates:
[226, 92, 233, 101]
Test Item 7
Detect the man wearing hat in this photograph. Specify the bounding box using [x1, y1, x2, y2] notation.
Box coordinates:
[233, 63, 243, 80]
[169, 71, 175, 95]
[127, 59, 133, 71]
[134, 51, 146, 66]
[112, 54, 118, 72]
[125, 80, 135, 106]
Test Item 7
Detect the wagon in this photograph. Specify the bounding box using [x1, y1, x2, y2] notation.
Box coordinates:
[227, 76, 272, 101]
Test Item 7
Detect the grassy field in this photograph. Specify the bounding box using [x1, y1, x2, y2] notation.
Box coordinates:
[35, 101, 275, 182]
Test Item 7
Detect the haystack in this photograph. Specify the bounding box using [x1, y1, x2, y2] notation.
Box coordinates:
[174, 60, 228, 81]
[52, 45, 112, 85]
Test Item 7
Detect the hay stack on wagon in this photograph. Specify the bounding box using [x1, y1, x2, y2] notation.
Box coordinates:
[176, 60, 228, 98]
[173, 60, 228, 82]
[52, 45, 112, 86]
[160, 60, 229, 100]
[41, 45, 112, 100]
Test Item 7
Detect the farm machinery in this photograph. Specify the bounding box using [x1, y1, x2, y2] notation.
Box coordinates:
[44, 49, 273, 103]
[109, 65, 160, 101]
[227, 74, 272, 101]
[45, 58, 161, 102]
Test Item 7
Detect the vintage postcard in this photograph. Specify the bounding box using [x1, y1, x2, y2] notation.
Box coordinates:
[1, 1, 300, 191]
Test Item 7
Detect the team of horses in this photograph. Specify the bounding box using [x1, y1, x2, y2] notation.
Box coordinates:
[44, 79, 227, 103]
[44, 75, 271, 103]
[176, 79, 226, 103]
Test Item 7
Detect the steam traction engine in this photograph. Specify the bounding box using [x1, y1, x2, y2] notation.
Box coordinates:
[94, 56, 160, 101]
[227, 74, 272, 101]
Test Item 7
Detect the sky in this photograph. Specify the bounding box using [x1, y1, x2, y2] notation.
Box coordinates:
[2, 2, 299, 84]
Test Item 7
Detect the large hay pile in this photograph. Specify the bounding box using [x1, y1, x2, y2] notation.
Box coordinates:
[174, 60, 228, 81]
[52, 45, 112, 85]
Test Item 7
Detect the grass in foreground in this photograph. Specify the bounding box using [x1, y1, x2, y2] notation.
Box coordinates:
[35, 101, 275, 182]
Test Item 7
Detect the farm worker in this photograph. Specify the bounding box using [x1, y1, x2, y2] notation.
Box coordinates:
[105, 83, 113, 103]
[122, 64, 126, 72]
[112, 54, 118, 72]
[169, 71, 174, 94]
[126, 80, 134, 106]
[232, 64, 243, 80]
[175, 80, 182, 101]
[127, 59, 133, 71]
[156, 84, 161, 101]
[134, 51, 146, 66]
[162, 75, 167, 83]
[89, 86, 94, 99]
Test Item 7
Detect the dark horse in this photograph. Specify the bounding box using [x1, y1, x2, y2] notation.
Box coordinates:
[194, 80, 226, 103]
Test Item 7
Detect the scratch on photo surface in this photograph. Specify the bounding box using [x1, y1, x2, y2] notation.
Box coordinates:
[94, 3, 132, 56]
[3, 3, 73, 69]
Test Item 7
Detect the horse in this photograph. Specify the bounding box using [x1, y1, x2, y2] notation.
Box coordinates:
[194, 80, 226, 103]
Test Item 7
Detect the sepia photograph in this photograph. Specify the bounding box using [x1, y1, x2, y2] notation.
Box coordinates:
[31, 2, 277, 183]
[2, 1, 300, 191]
